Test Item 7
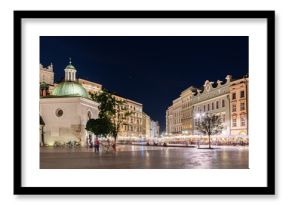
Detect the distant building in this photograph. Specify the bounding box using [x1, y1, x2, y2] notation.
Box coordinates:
[142, 112, 151, 138]
[166, 75, 249, 138]
[114, 95, 143, 139]
[180, 86, 196, 134]
[39, 63, 56, 96]
[40, 63, 54, 85]
[75, 76, 144, 140]
[165, 105, 174, 134]
[78, 78, 102, 94]
[150, 121, 160, 138]
[171, 97, 182, 134]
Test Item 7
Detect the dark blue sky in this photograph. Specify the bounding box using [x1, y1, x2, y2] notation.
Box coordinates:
[40, 36, 248, 131]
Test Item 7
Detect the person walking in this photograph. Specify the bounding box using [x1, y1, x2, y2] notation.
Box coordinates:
[94, 137, 100, 152]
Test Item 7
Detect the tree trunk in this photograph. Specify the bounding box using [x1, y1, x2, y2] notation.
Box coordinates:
[208, 134, 211, 149]
[113, 135, 117, 151]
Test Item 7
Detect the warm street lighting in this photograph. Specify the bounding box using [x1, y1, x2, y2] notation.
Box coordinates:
[195, 112, 206, 148]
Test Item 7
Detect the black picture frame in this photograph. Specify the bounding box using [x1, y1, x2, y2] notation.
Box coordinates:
[14, 10, 275, 195]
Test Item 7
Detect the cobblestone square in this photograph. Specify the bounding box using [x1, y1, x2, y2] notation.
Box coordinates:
[40, 145, 248, 169]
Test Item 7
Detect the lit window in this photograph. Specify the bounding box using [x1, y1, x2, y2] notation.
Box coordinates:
[232, 93, 236, 100]
[240, 102, 245, 111]
[232, 104, 236, 112]
[241, 116, 246, 126]
[232, 118, 237, 127]
[240, 90, 245, 98]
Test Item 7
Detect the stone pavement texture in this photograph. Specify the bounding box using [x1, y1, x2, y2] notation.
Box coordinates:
[40, 145, 248, 169]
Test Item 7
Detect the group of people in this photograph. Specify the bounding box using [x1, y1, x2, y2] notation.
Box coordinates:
[87, 136, 117, 152]
[87, 136, 100, 152]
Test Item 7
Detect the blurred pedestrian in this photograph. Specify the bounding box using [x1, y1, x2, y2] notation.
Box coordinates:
[94, 138, 100, 152]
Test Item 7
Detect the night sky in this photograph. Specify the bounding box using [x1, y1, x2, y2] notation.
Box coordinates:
[40, 36, 248, 131]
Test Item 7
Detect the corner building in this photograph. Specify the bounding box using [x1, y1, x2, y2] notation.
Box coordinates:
[230, 77, 248, 136]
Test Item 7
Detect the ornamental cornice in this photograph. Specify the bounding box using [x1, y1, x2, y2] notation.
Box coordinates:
[193, 75, 232, 103]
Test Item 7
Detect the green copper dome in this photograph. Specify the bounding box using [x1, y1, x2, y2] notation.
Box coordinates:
[65, 64, 76, 70]
[52, 81, 89, 98]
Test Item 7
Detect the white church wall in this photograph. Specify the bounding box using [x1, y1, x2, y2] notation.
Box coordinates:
[40, 97, 98, 146]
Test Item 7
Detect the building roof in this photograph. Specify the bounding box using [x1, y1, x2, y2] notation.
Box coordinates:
[51, 81, 89, 98]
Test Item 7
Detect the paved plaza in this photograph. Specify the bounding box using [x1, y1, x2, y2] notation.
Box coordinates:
[40, 145, 248, 169]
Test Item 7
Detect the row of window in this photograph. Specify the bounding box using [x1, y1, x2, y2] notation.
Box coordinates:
[128, 118, 142, 124]
[119, 104, 142, 113]
[182, 101, 191, 109]
[232, 90, 245, 100]
[196, 99, 226, 113]
[122, 124, 142, 132]
[173, 126, 182, 132]
[232, 116, 247, 127]
[182, 111, 192, 119]
[174, 112, 181, 117]
[232, 102, 246, 112]
[174, 118, 182, 124]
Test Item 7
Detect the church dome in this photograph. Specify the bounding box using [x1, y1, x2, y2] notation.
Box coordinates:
[65, 63, 76, 70]
[65, 58, 76, 70]
[52, 81, 89, 98]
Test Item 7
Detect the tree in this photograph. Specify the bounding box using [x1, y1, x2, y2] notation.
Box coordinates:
[196, 113, 223, 148]
[86, 89, 133, 150]
[86, 118, 114, 137]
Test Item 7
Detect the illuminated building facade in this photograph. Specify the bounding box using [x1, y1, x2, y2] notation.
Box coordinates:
[180, 86, 195, 134]
[150, 120, 160, 138]
[113, 95, 144, 139]
[229, 77, 248, 136]
[165, 105, 174, 134]
[39, 63, 56, 96]
[172, 97, 182, 134]
[78, 78, 102, 94]
[142, 112, 151, 138]
[192, 75, 232, 137]
[166, 75, 249, 138]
